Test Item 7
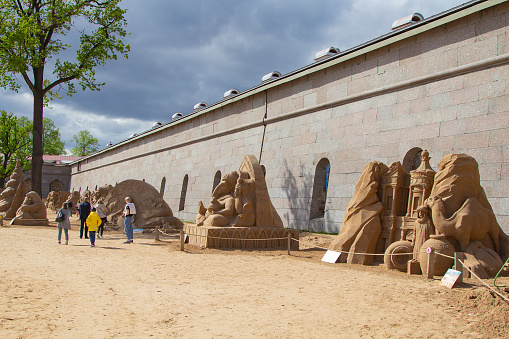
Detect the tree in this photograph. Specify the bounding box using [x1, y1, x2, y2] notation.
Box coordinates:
[42, 118, 65, 155]
[70, 130, 99, 156]
[0, 0, 130, 196]
[0, 111, 32, 187]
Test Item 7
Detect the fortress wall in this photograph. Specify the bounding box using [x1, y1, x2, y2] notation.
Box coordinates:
[71, 1, 509, 233]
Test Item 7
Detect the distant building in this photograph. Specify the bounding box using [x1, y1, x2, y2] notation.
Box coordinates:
[23, 155, 83, 198]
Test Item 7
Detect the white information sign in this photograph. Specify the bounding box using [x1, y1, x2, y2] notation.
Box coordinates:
[321, 250, 341, 264]
[440, 269, 462, 289]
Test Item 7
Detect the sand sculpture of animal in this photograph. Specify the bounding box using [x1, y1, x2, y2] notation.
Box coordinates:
[426, 196, 500, 253]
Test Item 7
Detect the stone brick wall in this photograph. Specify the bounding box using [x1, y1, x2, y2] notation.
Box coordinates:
[71, 1, 509, 233]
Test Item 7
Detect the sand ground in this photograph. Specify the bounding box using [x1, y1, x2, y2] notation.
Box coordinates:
[1, 213, 508, 338]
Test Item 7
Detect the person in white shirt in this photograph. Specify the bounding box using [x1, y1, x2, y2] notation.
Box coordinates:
[122, 197, 136, 243]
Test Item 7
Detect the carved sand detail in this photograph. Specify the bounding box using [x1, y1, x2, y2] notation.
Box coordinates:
[10, 191, 49, 226]
[0, 161, 28, 219]
[88, 180, 183, 229]
[196, 154, 283, 228]
[331, 152, 508, 278]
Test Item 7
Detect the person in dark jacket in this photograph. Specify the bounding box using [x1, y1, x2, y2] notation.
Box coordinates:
[78, 197, 91, 239]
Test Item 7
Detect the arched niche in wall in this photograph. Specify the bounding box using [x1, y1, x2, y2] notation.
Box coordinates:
[261, 165, 266, 177]
[402, 147, 423, 173]
[179, 175, 189, 211]
[309, 158, 330, 220]
[212, 171, 221, 193]
[160, 177, 166, 196]
[49, 179, 63, 192]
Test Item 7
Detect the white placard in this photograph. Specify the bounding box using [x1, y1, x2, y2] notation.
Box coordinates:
[321, 250, 341, 264]
[440, 269, 462, 289]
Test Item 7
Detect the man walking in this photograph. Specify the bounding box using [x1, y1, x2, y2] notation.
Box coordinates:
[123, 197, 136, 244]
[78, 197, 91, 239]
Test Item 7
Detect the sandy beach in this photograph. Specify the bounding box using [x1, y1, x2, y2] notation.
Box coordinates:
[1, 214, 508, 338]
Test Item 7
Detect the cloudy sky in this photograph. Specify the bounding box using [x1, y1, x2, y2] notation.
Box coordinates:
[1, 0, 470, 153]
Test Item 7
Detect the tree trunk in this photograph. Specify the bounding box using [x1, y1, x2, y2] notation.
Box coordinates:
[31, 90, 44, 197]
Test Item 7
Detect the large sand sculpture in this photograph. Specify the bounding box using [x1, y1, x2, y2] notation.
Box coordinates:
[10, 191, 49, 226]
[329, 151, 508, 278]
[188, 154, 298, 249]
[86, 180, 183, 229]
[0, 162, 28, 219]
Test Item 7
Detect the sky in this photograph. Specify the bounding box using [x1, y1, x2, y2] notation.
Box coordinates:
[0, 0, 472, 153]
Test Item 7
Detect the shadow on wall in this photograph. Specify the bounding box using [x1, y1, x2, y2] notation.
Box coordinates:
[281, 159, 313, 231]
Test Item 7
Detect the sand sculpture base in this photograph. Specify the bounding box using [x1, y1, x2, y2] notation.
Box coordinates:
[10, 219, 49, 226]
[183, 225, 299, 250]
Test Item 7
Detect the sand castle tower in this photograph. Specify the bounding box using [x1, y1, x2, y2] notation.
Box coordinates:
[406, 150, 435, 218]
[0, 161, 28, 219]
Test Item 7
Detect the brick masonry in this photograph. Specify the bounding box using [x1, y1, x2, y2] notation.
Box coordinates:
[71, 1, 509, 234]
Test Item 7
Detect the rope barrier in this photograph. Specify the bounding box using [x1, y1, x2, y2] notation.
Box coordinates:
[434, 252, 455, 260]
[457, 258, 509, 303]
[297, 237, 429, 256]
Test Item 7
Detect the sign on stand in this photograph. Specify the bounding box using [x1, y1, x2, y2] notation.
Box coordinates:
[440, 269, 462, 289]
[321, 250, 341, 264]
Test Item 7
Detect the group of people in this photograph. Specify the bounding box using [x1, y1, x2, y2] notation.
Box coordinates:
[56, 197, 136, 247]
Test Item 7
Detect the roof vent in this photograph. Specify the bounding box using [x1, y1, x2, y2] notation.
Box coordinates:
[392, 13, 424, 30]
[193, 102, 207, 110]
[172, 112, 183, 119]
[224, 89, 239, 98]
[314, 47, 340, 61]
[262, 71, 281, 82]
[152, 121, 163, 128]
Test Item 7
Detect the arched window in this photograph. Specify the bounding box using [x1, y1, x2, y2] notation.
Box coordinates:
[310, 158, 330, 220]
[212, 171, 221, 192]
[95, 185, 98, 190]
[179, 175, 189, 211]
[402, 147, 423, 172]
[160, 177, 166, 196]
[49, 179, 63, 192]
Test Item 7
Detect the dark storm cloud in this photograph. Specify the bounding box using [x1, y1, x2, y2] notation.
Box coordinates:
[0, 0, 469, 150]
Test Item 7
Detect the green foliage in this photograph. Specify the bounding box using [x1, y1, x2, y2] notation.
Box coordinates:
[0, 0, 130, 195]
[70, 130, 99, 156]
[42, 118, 65, 155]
[0, 110, 32, 183]
[0, 0, 130, 97]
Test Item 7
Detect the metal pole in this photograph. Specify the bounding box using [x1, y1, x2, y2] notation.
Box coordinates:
[180, 230, 185, 251]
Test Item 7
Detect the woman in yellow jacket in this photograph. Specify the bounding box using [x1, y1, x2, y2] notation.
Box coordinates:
[86, 207, 102, 247]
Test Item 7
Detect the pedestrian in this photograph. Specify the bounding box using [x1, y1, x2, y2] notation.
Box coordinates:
[56, 202, 71, 245]
[122, 197, 136, 244]
[67, 200, 73, 217]
[77, 197, 91, 239]
[86, 207, 101, 247]
[95, 199, 108, 239]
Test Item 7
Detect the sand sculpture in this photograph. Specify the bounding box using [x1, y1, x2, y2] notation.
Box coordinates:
[0, 161, 28, 219]
[196, 155, 283, 228]
[10, 191, 49, 226]
[329, 151, 509, 278]
[188, 155, 297, 249]
[87, 180, 182, 229]
[46, 191, 71, 211]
